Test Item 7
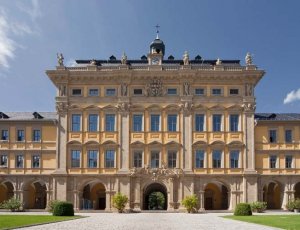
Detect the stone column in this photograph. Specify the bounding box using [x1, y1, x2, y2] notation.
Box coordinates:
[133, 177, 141, 211]
[181, 98, 193, 172]
[53, 176, 67, 201]
[74, 191, 83, 210]
[198, 190, 205, 212]
[105, 191, 112, 211]
[168, 177, 174, 211]
[118, 100, 130, 172]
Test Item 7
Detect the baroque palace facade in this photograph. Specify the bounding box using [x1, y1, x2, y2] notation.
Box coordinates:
[1, 35, 300, 211]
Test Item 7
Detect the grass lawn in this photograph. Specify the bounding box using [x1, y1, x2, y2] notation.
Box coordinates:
[224, 215, 300, 230]
[0, 215, 80, 229]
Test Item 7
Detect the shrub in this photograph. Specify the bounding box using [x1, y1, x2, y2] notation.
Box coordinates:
[286, 200, 296, 212]
[294, 199, 300, 209]
[112, 193, 128, 213]
[182, 195, 198, 213]
[149, 192, 165, 210]
[0, 197, 23, 212]
[234, 203, 252, 216]
[250, 201, 267, 213]
[53, 202, 74, 216]
[46, 200, 61, 213]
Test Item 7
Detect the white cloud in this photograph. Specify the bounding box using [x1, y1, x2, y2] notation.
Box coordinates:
[283, 88, 300, 104]
[0, 1, 41, 69]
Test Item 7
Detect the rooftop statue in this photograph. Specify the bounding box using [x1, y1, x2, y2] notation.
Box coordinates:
[183, 51, 189, 65]
[216, 58, 222, 65]
[121, 52, 127, 65]
[57, 53, 64, 66]
[245, 52, 253, 65]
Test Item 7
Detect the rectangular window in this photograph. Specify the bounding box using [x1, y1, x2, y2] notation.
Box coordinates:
[195, 88, 204, 95]
[32, 130, 41, 142]
[230, 150, 239, 168]
[0, 155, 8, 167]
[195, 114, 204, 132]
[168, 151, 177, 168]
[270, 155, 277, 169]
[213, 150, 222, 168]
[285, 155, 293, 169]
[133, 89, 143, 95]
[150, 115, 160, 132]
[72, 89, 82, 96]
[133, 151, 143, 168]
[269, 130, 277, 143]
[213, 115, 222, 132]
[229, 89, 239, 95]
[17, 130, 25, 141]
[105, 150, 115, 168]
[106, 88, 116, 96]
[71, 114, 81, 132]
[105, 114, 115, 131]
[285, 130, 292, 143]
[230, 114, 239, 132]
[88, 150, 98, 168]
[167, 88, 177, 95]
[1, 130, 9, 141]
[195, 150, 204, 168]
[212, 88, 222, 95]
[133, 115, 143, 132]
[89, 88, 99, 96]
[71, 150, 80, 168]
[32, 155, 40, 168]
[168, 114, 177, 132]
[151, 151, 160, 168]
[88, 114, 98, 132]
[16, 155, 24, 168]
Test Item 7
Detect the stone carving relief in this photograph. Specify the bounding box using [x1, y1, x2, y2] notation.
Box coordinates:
[129, 164, 183, 181]
[181, 101, 193, 114]
[59, 85, 67, 96]
[145, 78, 163, 97]
[183, 82, 190, 96]
[56, 102, 69, 114]
[243, 102, 256, 112]
[183, 51, 189, 65]
[245, 83, 253, 96]
[118, 102, 130, 114]
[121, 83, 128, 96]
[57, 53, 64, 66]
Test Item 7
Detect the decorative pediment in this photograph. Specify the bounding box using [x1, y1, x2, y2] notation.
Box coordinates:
[165, 141, 181, 146]
[209, 104, 225, 111]
[148, 140, 162, 145]
[192, 140, 208, 146]
[102, 140, 118, 145]
[164, 104, 181, 111]
[227, 104, 243, 111]
[84, 140, 100, 145]
[210, 140, 225, 146]
[227, 141, 244, 147]
[67, 140, 82, 145]
[130, 140, 145, 145]
[147, 104, 162, 111]
[84, 105, 100, 110]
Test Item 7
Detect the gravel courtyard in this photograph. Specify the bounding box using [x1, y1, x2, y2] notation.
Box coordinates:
[16, 212, 280, 230]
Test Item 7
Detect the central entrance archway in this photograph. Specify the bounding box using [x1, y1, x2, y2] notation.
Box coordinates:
[263, 182, 282, 209]
[143, 183, 167, 210]
[204, 182, 229, 210]
[82, 182, 106, 210]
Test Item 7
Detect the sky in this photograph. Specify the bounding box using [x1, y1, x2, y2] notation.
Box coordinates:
[0, 0, 300, 112]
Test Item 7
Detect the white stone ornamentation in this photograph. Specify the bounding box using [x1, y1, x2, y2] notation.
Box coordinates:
[216, 58, 222, 65]
[183, 51, 189, 65]
[145, 78, 163, 97]
[121, 83, 128, 96]
[245, 52, 253, 65]
[243, 102, 256, 112]
[183, 82, 190, 96]
[121, 52, 127, 65]
[57, 53, 64, 66]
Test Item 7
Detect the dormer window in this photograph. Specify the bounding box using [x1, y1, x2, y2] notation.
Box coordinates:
[0, 112, 9, 119]
[33, 112, 43, 119]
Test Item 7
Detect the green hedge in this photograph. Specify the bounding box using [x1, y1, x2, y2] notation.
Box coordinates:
[234, 203, 252, 216]
[53, 202, 74, 216]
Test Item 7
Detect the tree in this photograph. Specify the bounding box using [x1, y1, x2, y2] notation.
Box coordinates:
[148, 192, 165, 210]
[182, 195, 198, 213]
[112, 193, 128, 213]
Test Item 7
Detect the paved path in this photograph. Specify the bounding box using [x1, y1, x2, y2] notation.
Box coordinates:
[13, 212, 281, 230]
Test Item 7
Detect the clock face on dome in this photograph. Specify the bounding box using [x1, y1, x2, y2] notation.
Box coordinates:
[151, 57, 160, 65]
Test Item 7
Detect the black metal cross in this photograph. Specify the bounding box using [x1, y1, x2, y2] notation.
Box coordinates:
[155, 24, 160, 34]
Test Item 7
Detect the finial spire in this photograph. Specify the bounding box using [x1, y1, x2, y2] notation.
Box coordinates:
[155, 24, 160, 39]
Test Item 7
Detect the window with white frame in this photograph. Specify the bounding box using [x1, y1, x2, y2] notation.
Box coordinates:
[133, 151, 143, 168]
[212, 150, 222, 168]
[32, 129, 41, 142]
[32, 155, 40, 168]
[150, 114, 160, 132]
[106, 88, 116, 96]
[167, 88, 177, 95]
[211, 88, 222, 95]
[133, 114, 143, 132]
[212, 114, 222, 132]
[71, 114, 81, 132]
[269, 130, 277, 143]
[230, 114, 239, 132]
[168, 151, 177, 168]
[0, 154, 8, 167]
[269, 155, 277, 169]
[17, 130, 25, 141]
[89, 88, 99, 96]
[195, 88, 205, 96]
[229, 89, 239, 95]
[195, 150, 205, 168]
[72, 88, 82, 96]
[105, 150, 115, 168]
[285, 155, 293, 169]
[105, 114, 115, 131]
[16, 154, 24, 168]
[88, 150, 98, 168]
[71, 150, 80, 168]
[88, 114, 98, 132]
[230, 150, 239, 168]
[1, 130, 9, 141]
[150, 151, 160, 168]
[195, 114, 205, 132]
[168, 114, 177, 132]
